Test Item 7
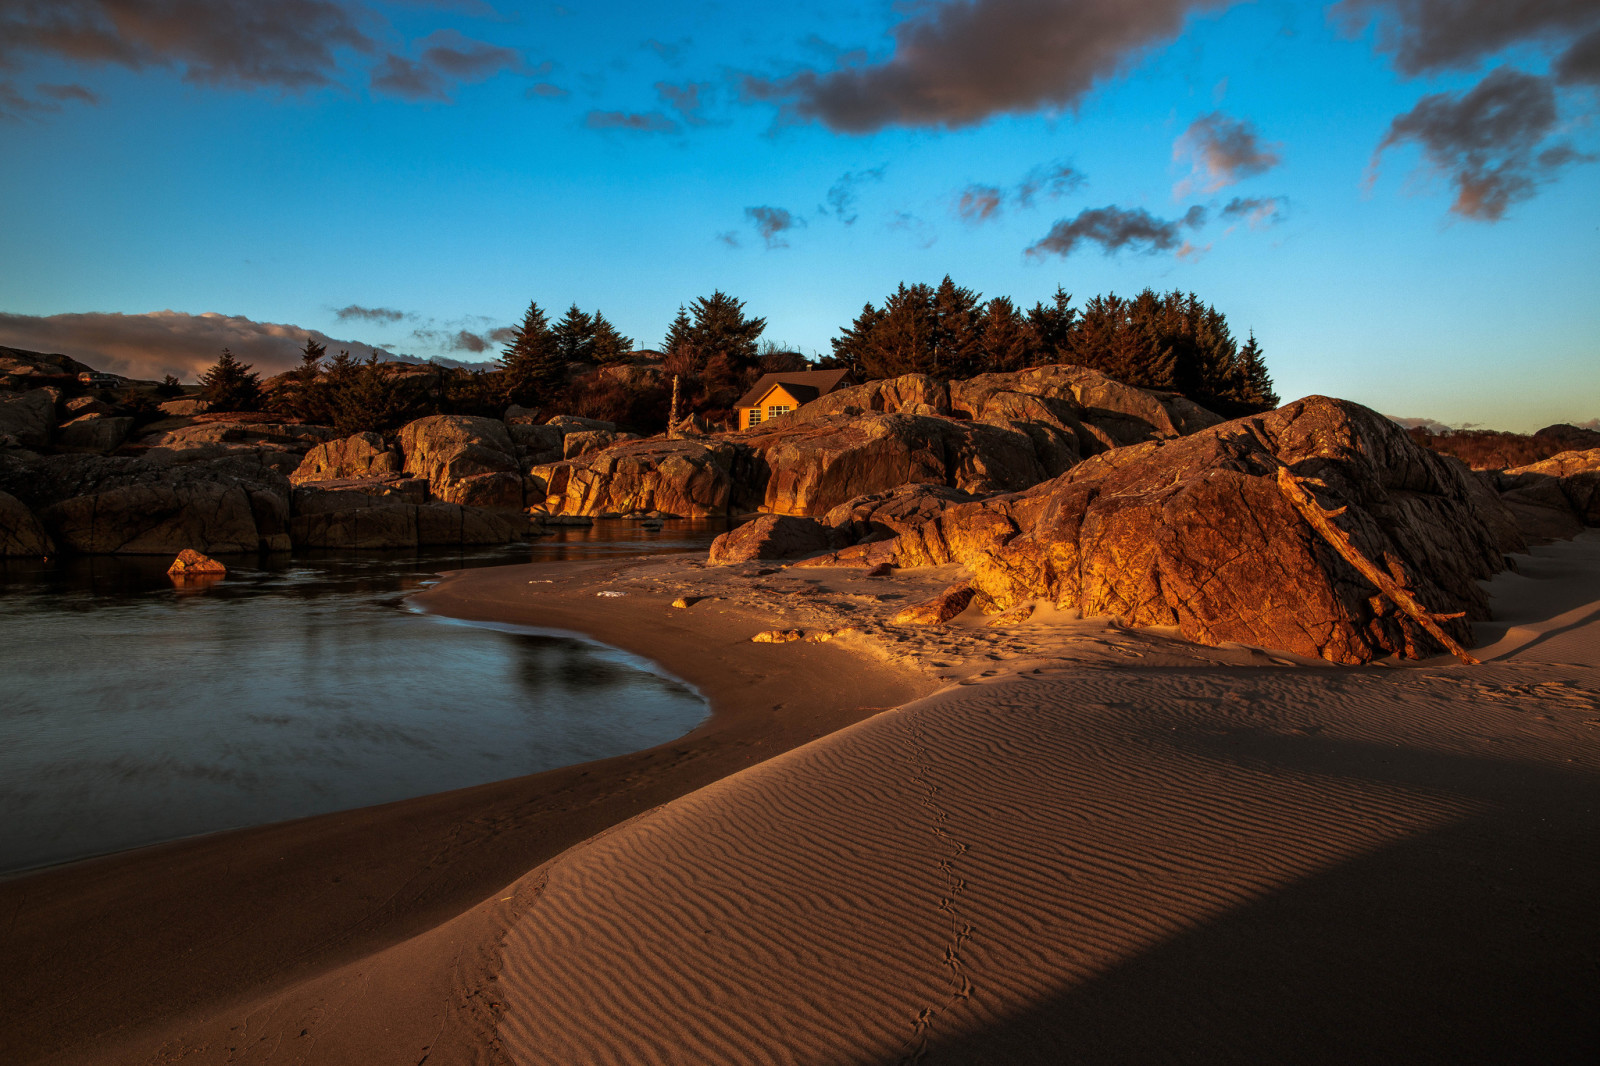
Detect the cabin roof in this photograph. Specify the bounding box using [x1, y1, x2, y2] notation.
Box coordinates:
[737, 369, 853, 409]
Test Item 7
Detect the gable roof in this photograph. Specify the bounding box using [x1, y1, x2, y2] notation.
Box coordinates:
[737, 369, 854, 410]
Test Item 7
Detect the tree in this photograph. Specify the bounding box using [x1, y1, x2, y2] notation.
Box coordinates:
[499, 301, 560, 408]
[662, 305, 692, 356]
[293, 337, 326, 384]
[978, 296, 1035, 374]
[589, 310, 634, 364]
[684, 291, 765, 372]
[155, 374, 183, 398]
[329, 354, 415, 434]
[1026, 288, 1076, 358]
[199, 348, 261, 411]
[1229, 331, 1279, 412]
[553, 304, 596, 364]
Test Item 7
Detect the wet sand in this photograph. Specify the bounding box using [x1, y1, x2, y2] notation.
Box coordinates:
[4, 537, 1599, 1064]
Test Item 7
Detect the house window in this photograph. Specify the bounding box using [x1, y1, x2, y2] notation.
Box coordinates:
[766, 404, 791, 419]
[747, 408, 762, 426]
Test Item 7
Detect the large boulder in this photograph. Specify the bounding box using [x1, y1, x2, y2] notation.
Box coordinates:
[0, 454, 294, 555]
[708, 514, 846, 565]
[550, 438, 743, 518]
[291, 431, 403, 483]
[396, 415, 521, 507]
[0, 489, 53, 556]
[801, 397, 1523, 664]
[55, 414, 134, 454]
[291, 478, 523, 549]
[0, 389, 58, 449]
[135, 420, 334, 472]
[1496, 447, 1600, 538]
[563, 428, 639, 460]
[823, 483, 978, 544]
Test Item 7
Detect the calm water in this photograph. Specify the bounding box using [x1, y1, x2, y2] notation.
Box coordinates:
[0, 521, 734, 875]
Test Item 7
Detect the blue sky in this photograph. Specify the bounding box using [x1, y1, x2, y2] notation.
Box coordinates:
[0, 0, 1596, 431]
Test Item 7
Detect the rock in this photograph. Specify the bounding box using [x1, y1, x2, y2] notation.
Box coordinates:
[553, 438, 742, 518]
[1497, 447, 1600, 537]
[3, 454, 295, 555]
[56, 414, 134, 454]
[137, 420, 334, 472]
[0, 490, 53, 556]
[291, 432, 403, 483]
[509, 422, 564, 464]
[802, 396, 1522, 664]
[891, 583, 977, 625]
[545, 414, 618, 434]
[780, 374, 950, 424]
[751, 629, 805, 643]
[0, 346, 95, 386]
[167, 548, 227, 575]
[708, 514, 847, 565]
[157, 398, 210, 417]
[864, 563, 894, 577]
[64, 396, 115, 418]
[290, 478, 523, 549]
[670, 595, 702, 609]
[0, 389, 58, 449]
[563, 428, 639, 460]
[824, 483, 978, 544]
[396, 415, 521, 507]
[505, 404, 539, 424]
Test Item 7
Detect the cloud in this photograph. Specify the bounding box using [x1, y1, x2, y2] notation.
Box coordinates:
[1219, 195, 1288, 228]
[585, 109, 680, 133]
[525, 82, 569, 99]
[334, 304, 408, 323]
[0, 79, 101, 118]
[1554, 26, 1600, 85]
[821, 165, 887, 224]
[887, 211, 938, 249]
[743, 206, 806, 249]
[37, 83, 99, 105]
[643, 38, 690, 65]
[1371, 66, 1592, 221]
[1333, 0, 1600, 77]
[0, 310, 395, 382]
[656, 80, 712, 124]
[742, 0, 1222, 132]
[0, 1, 529, 112]
[954, 159, 1085, 223]
[1026, 204, 1206, 258]
[1173, 111, 1282, 196]
[956, 184, 1005, 223]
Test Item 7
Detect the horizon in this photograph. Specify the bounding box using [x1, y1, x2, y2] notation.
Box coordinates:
[2, 1, 1597, 433]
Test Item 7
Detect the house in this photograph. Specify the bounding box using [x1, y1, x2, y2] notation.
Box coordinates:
[736, 369, 855, 430]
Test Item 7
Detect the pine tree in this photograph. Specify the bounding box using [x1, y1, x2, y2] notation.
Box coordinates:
[685, 291, 765, 372]
[1026, 288, 1076, 359]
[590, 311, 634, 363]
[978, 296, 1035, 374]
[553, 304, 596, 364]
[294, 338, 326, 384]
[662, 305, 692, 355]
[1231, 331, 1278, 412]
[499, 301, 560, 408]
[199, 348, 262, 411]
[931, 276, 985, 378]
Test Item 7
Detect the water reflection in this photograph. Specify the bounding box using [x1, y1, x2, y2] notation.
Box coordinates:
[0, 520, 731, 875]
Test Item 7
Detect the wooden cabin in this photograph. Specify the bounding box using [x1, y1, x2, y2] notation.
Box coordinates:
[736, 369, 855, 430]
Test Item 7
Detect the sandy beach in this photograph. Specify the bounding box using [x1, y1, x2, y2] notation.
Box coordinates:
[4, 534, 1599, 1064]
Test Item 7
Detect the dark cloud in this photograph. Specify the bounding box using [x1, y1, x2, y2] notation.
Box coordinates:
[1174, 111, 1281, 195]
[954, 159, 1084, 223]
[1372, 66, 1592, 221]
[656, 80, 711, 124]
[37, 82, 99, 105]
[585, 109, 680, 133]
[821, 165, 886, 224]
[0, 79, 100, 118]
[0, 1, 529, 111]
[744, 206, 806, 249]
[1026, 204, 1206, 259]
[0, 310, 393, 382]
[742, 0, 1217, 132]
[1555, 26, 1600, 84]
[956, 185, 1004, 223]
[1334, 0, 1600, 76]
[334, 305, 407, 323]
[1219, 195, 1288, 228]
[525, 82, 568, 99]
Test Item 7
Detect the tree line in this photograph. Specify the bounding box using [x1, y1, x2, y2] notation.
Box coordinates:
[194, 279, 1278, 431]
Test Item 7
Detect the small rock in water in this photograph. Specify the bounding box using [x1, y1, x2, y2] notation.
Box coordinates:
[167, 549, 227, 576]
[751, 629, 804, 644]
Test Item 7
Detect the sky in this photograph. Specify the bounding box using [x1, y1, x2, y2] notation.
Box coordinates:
[0, 0, 1596, 432]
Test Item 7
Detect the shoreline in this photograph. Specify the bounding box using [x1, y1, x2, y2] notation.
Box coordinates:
[3, 536, 1598, 1063]
[0, 553, 933, 1065]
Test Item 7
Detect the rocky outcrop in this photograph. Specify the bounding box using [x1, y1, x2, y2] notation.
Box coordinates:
[0, 489, 53, 556]
[135, 420, 334, 472]
[0, 454, 294, 555]
[290, 478, 523, 549]
[1495, 447, 1600, 539]
[0, 389, 58, 449]
[56, 414, 134, 454]
[563, 428, 640, 460]
[291, 431, 403, 483]
[708, 514, 846, 565]
[542, 438, 743, 518]
[823, 484, 977, 544]
[0, 347, 92, 389]
[801, 397, 1523, 664]
[168, 548, 227, 575]
[397, 415, 522, 508]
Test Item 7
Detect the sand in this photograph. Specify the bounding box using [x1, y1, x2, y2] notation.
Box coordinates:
[4, 535, 1598, 1064]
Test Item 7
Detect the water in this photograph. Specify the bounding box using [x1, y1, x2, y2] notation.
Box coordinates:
[0, 520, 734, 875]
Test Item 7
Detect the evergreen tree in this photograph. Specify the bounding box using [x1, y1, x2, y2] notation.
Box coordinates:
[1230, 331, 1279, 412]
[156, 374, 183, 398]
[931, 276, 985, 378]
[499, 301, 560, 408]
[662, 305, 692, 355]
[978, 296, 1035, 374]
[330, 354, 414, 433]
[1026, 288, 1077, 358]
[553, 304, 596, 364]
[589, 311, 634, 363]
[294, 338, 326, 383]
[199, 348, 262, 411]
[684, 291, 765, 371]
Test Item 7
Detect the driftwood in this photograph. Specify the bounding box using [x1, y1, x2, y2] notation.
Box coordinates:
[1274, 465, 1481, 665]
